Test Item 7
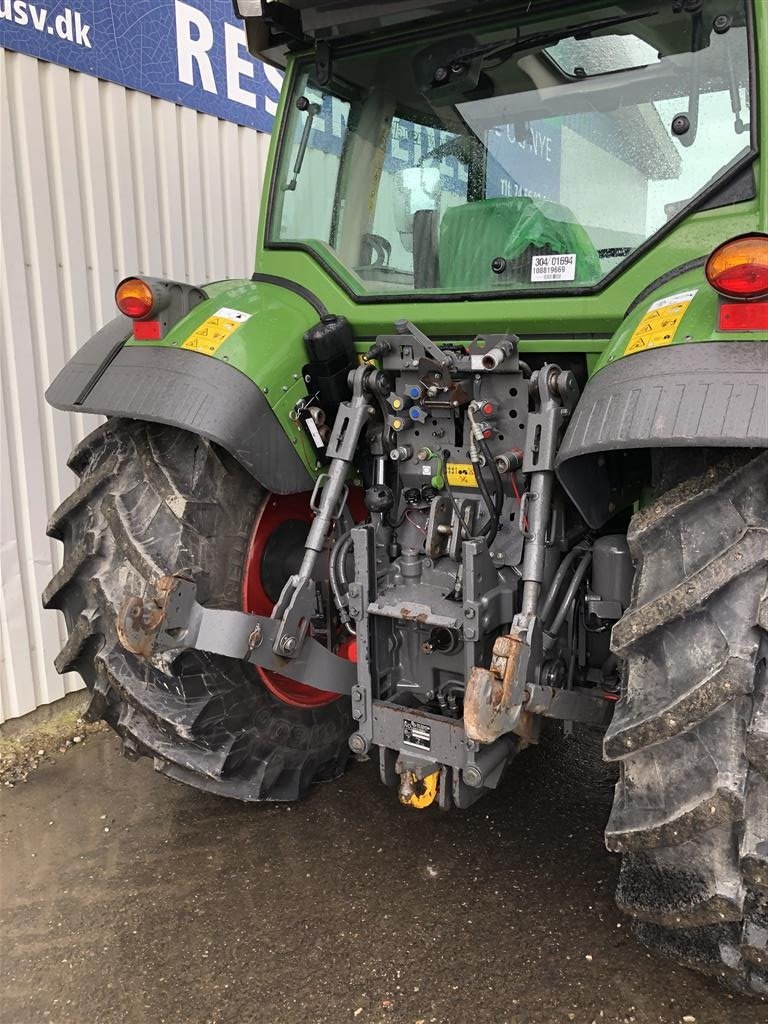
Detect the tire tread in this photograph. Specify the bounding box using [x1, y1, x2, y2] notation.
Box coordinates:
[607, 450, 768, 996]
[44, 420, 351, 802]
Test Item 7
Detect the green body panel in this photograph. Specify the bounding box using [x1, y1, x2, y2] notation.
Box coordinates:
[128, 279, 316, 390]
[123, 1, 764, 479]
[251, 196, 761, 358]
[248, 0, 766, 372]
[127, 279, 322, 474]
[597, 266, 734, 373]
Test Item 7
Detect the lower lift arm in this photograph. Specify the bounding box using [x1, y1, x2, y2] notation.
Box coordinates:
[118, 574, 356, 695]
[117, 363, 378, 694]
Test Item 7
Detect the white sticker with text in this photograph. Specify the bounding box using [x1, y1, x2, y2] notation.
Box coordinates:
[531, 253, 577, 282]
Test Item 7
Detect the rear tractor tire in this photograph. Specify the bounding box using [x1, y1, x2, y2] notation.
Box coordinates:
[43, 419, 352, 801]
[604, 450, 768, 995]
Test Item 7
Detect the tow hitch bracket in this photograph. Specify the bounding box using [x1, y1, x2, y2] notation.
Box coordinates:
[464, 618, 542, 745]
[117, 575, 356, 695]
[464, 620, 613, 744]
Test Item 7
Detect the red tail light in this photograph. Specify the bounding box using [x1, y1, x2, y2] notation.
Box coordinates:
[705, 235, 768, 299]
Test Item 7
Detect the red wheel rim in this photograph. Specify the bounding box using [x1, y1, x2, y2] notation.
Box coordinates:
[242, 493, 346, 709]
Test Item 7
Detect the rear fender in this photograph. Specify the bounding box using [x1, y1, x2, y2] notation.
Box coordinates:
[556, 269, 768, 527]
[45, 277, 323, 494]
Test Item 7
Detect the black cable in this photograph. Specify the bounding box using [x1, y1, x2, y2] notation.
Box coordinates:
[471, 438, 504, 547]
[474, 457, 500, 547]
[548, 552, 592, 640]
[479, 437, 504, 515]
[539, 545, 587, 626]
[444, 476, 474, 541]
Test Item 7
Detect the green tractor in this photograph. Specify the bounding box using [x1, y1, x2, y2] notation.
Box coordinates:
[44, 0, 766, 994]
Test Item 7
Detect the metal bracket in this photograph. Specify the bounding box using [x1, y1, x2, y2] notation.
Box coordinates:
[464, 616, 543, 745]
[371, 700, 515, 785]
[523, 684, 613, 728]
[425, 495, 452, 559]
[394, 319, 455, 368]
[117, 576, 356, 695]
[461, 363, 611, 746]
[464, 617, 613, 744]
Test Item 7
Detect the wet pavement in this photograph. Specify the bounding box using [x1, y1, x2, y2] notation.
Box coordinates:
[0, 728, 762, 1024]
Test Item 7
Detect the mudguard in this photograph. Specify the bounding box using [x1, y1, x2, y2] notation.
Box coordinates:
[557, 341, 768, 527]
[45, 277, 324, 494]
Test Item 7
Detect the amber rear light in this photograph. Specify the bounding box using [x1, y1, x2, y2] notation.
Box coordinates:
[705, 235, 768, 299]
[115, 277, 155, 318]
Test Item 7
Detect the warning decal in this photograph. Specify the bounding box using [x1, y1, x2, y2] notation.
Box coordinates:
[181, 307, 252, 356]
[624, 290, 697, 355]
[446, 463, 478, 488]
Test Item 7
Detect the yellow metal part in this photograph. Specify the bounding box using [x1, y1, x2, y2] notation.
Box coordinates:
[399, 770, 439, 809]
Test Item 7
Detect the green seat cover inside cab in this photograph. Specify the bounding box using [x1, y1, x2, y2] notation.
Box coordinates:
[439, 196, 601, 290]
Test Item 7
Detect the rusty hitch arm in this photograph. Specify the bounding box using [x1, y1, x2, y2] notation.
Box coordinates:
[117, 576, 356, 696]
[464, 618, 612, 745]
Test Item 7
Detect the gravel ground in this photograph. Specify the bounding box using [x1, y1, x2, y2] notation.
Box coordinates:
[0, 726, 763, 1024]
[0, 699, 107, 787]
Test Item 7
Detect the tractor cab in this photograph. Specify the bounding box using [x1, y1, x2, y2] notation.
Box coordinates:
[239, 0, 752, 299]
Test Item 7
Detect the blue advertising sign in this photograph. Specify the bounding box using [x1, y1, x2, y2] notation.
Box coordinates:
[0, 0, 282, 132]
[486, 121, 562, 202]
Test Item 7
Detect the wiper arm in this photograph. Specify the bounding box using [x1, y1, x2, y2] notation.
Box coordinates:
[432, 10, 658, 81]
[282, 96, 322, 192]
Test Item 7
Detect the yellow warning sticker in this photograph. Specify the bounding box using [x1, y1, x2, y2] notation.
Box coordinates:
[181, 306, 251, 356]
[446, 462, 478, 488]
[624, 289, 697, 355]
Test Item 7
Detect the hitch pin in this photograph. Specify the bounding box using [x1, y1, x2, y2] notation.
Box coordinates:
[245, 623, 263, 657]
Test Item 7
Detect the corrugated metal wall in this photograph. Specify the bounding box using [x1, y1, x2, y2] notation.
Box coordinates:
[0, 49, 271, 722]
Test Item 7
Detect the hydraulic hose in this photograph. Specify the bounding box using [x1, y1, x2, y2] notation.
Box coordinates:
[329, 528, 355, 635]
[543, 551, 592, 650]
[475, 460, 500, 547]
[467, 404, 504, 548]
[336, 532, 354, 587]
[479, 436, 504, 516]
[444, 476, 474, 542]
[539, 544, 590, 625]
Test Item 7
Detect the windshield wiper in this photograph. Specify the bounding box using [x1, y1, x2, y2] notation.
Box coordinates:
[429, 10, 658, 85]
[282, 96, 322, 192]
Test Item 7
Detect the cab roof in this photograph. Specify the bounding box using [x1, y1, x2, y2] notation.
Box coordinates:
[235, 0, 586, 67]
